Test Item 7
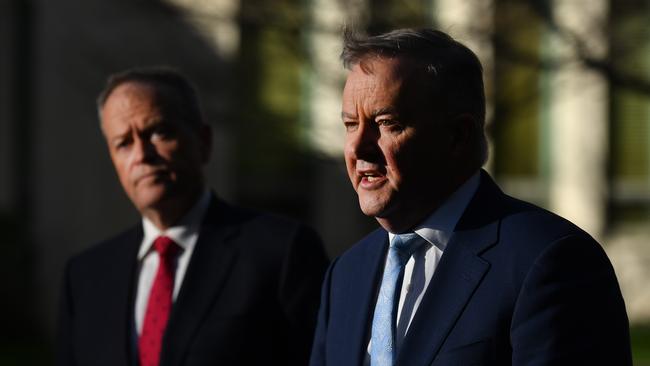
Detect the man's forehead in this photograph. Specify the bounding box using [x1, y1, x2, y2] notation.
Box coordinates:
[344, 56, 426, 99]
[342, 56, 435, 120]
[345, 57, 427, 99]
[351, 55, 422, 77]
[100, 83, 162, 130]
[105, 81, 185, 117]
[109, 80, 158, 100]
[102, 82, 154, 114]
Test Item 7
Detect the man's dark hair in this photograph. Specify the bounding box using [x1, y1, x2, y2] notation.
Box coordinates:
[97, 66, 205, 128]
[342, 28, 488, 165]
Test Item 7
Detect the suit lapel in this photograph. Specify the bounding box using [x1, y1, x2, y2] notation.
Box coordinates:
[396, 223, 496, 366]
[342, 229, 388, 366]
[105, 225, 142, 366]
[396, 171, 504, 366]
[160, 198, 240, 366]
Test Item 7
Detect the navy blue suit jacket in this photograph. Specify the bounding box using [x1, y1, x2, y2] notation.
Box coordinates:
[310, 171, 631, 365]
[57, 196, 328, 366]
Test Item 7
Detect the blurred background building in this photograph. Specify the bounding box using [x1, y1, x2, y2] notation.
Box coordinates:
[1, 0, 649, 363]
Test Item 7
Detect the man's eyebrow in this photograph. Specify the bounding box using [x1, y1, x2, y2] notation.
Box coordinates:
[371, 107, 398, 117]
[341, 107, 399, 120]
[341, 111, 357, 119]
[142, 117, 167, 129]
[109, 131, 130, 145]
[108, 127, 130, 140]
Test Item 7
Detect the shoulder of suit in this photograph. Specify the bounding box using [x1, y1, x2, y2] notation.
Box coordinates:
[67, 224, 141, 269]
[206, 198, 317, 238]
[498, 194, 592, 243]
[475, 191, 605, 275]
[334, 227, 386, 263]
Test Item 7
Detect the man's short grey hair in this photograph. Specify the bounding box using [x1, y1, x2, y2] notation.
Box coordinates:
[96, 66, 205, 129]
[342, 28, 488, 166]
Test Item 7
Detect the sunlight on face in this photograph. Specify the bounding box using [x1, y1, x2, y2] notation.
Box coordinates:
[101, 81, 208, 216]
[342, 57, 455, 232]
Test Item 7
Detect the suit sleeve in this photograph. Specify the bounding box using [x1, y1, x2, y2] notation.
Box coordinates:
[510, 235, 632, 365]
[309, 259, 336, 366]
[56, 259, 76, 366]
[277, 225, 330, 366]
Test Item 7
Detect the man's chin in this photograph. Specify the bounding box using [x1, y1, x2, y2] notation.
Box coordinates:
[358, 198, 392, 219]
[131, 188, 170, 212]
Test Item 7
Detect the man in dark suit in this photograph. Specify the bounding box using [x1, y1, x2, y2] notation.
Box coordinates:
[310, 28, 631, 365]
[57, 67, 328, 366]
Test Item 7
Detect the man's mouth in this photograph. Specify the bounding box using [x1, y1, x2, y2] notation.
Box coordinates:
[362, 172, 381, 182]
[134, 169, 169, 185]
[359, 171, 386, 188]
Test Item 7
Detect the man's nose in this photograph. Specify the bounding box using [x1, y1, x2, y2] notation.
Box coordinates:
[132, 137, 157, 163]
[348, 122, 380, 160]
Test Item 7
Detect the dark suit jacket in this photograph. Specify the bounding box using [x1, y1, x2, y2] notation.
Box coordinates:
[310, 171, 631, 366]
[57, 196, 329, 366]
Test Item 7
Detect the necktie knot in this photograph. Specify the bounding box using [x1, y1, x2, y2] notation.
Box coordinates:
[153, 236, 180, 259]
[391, 232, 423, 263]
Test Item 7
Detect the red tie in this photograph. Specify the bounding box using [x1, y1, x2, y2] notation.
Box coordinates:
[139, 236, 180, 366]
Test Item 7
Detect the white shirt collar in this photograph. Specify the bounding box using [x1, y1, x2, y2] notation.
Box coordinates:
[138, 191, 212, 260]
[388, 171, 480, 251]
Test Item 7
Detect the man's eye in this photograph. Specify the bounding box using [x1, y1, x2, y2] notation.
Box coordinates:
[115, 140, 131, 149]
[343, 121, 358, 132]
[151, 126, 173, 141]
[377, 119, 402, 130]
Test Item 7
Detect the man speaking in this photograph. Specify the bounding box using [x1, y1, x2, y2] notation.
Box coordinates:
[310, 29, 631, 365]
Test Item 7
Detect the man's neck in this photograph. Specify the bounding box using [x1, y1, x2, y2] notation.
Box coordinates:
[141, 190, 205, 231]
[376, 170, 479, 234]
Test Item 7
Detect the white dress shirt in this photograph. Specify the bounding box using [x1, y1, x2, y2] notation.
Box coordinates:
[134, 191, 211, 335]
[365, 171, 480, 362]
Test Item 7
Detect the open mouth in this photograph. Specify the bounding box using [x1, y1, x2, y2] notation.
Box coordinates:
[359, 171, 386, 188]
[362, 172, 382, 182]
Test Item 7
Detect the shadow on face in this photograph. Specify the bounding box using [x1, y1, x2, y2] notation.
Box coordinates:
[100, 81, 211, 226]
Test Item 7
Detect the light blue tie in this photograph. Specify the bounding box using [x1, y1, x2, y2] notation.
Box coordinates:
[370, 233, 423, 366]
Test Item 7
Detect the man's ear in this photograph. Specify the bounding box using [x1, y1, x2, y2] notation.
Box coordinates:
[450, 113, 476, 156]
[199, 124, 212, 164]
